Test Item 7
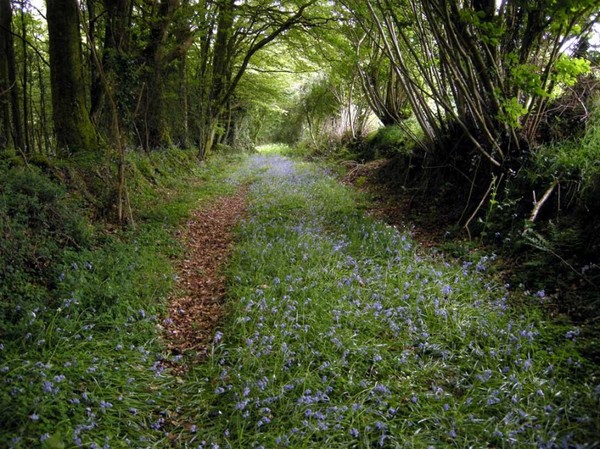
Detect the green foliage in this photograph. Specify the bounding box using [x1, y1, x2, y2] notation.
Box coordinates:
[509, 63, 548, 97]
[498, 96, 529, 128]
[0, 224, 176, 448]
[534, 103, 600, 187]
[0, 168, 91, 308]
[0, 150, 251, 448]
[257, 143, 307, 158]
[553, 55, 591, 87]
[459, 8, 504, 46]
[126, 148, 238, 225]
[301, 75, 341, 121]
[0, 149, 26, 168]
[0, 164, 175, 446]
[362, 125, 414, 159]
[475, 103, 600, 322]
[176, 155, 598, 447]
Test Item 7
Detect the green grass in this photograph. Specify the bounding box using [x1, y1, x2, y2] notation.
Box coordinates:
[2, 149, 597, 448]
[0, 151, 250, 449]
[534, 106, 600, 188]
[174, 153, 599, 448]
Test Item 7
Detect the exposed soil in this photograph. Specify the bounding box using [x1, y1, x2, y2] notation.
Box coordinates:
[342, 159, 449, 248]
[162, 188, 248, 370]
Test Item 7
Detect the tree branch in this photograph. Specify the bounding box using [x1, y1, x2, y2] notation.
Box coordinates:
[222, 0, 318, 104]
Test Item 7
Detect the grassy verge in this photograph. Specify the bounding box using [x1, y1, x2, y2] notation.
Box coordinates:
[0, 151, 247, 449]
[178, 154, 598, 448]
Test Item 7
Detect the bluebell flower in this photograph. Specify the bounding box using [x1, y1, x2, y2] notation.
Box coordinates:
[214, 331, 224, 343]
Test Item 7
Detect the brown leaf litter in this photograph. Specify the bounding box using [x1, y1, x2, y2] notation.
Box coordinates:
[162, 187, 248, 371]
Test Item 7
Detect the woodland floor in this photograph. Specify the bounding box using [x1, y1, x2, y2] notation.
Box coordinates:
[163, 159, 508, 367]
[164, 156, 596, 367]
[168, 154, 598, 447]
[163, 188, 248, 369]
[3, 154, 596, 448]
[163, 160, 419, 368]
[345, 158, 600, 366]
[342, 159, 447, 248]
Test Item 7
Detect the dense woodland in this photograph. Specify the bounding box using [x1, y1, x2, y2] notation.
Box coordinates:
[1, 0, 600, 446]
[2, 0, 599, 312]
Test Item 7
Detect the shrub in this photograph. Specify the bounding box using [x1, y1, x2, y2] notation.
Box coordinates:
[0, 168, 90, 275]
[357, 125, 413, 160]
[0, 167, 91, 337]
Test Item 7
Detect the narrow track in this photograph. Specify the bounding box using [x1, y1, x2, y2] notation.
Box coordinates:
[163, 188, 248, 368]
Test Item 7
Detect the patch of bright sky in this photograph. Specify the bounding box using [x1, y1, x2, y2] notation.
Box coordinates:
[27, 0, 45, 17]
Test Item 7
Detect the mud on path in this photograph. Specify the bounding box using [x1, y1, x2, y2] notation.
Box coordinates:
[162, 188, 248, 368]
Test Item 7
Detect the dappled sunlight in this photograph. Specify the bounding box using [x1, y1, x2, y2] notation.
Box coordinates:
[256, 144, 288, 154]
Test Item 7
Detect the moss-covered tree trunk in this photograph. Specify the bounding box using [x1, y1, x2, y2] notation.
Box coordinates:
[0, 0, 23, 151]
[46, 0, 97, 153]
[0, 0, 12, 150]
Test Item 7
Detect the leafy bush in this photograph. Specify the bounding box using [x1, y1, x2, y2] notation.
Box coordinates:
[364, 125, 412, 158]
[0, 168, 91, 310]
[478, 102, 600, 323]
[534, 103, 600, 189]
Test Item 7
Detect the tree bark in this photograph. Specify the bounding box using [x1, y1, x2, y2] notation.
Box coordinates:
[0, 0, 23, 151]
[20, 2, 31, 153]
[46, 0, 97, 153]
[90, 0, 132, 126]
[0, 0, 12, 149]
[140, 0, 194, 150]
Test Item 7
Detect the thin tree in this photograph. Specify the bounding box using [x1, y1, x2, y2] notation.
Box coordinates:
[0, 0, 24, 152]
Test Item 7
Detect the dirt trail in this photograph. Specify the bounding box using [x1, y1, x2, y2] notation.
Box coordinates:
[163, 188, 248, 367]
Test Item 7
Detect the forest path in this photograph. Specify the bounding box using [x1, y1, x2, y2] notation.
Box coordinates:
[162, 187, 248, 369]
[169, 153, 597, 448]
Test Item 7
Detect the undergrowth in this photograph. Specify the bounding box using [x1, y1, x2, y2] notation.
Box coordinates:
[3, 148, 598, 448]
[176, 154, 599, 448]
[0, 149, 245, 448]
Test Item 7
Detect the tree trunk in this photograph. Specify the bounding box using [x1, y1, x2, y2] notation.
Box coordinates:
[20, 2, 31, 153]
[198, 116, 218, 160]
[87, 0, 102, 124]
[142, 68, 169, 150]
[179, 54, 189, 147]
[139, 0, 194, 150]
[0, 0, 23, 151]
[46, 0, 97, 153]
[91, 0, 131, 127]
[140, 0, 173, 150]
[0, 0, 12, 149]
